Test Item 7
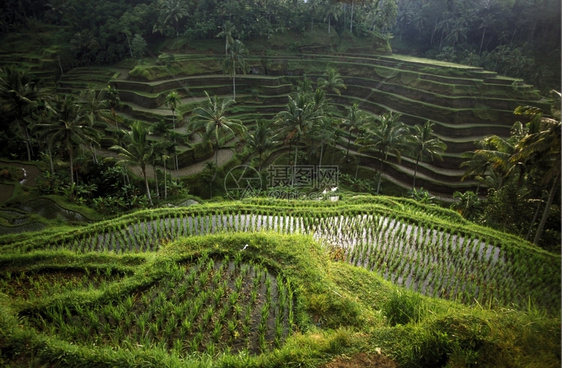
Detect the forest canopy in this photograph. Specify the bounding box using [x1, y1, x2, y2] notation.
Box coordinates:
[0, 0, 559, 91]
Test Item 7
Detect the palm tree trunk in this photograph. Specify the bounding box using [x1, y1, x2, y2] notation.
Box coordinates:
[525, 195, 543, 241]
[172, 111, 179, 182]
[375, 149, 385, 194]
[163, 157, 168, 200]
[142, 167, 153, 206]
[153, 164, 159, 199]
[293, 143, 298, 187]
[233, 71, 236, 101]
[479, 27, 486, 55]
[69, 144, 74, 186]
[533, 174, 559, 245]
[412, 156, 420, 190]
[345, 131, 353, 159]
[350, 0, 354, 33]
[47, 147, 54, 175]
[20, 121, 32, 161]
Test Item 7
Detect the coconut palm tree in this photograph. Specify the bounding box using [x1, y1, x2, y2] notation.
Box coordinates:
[165, 91, 181, 175]
[275, 90, 322, 173]
[111, 121, 153, 205]
[247, 119, 276, 171]
[153, 0, 189, 38]
[37, 95, 99, 186]
[512, 103, 561, 245]
[320, 0, 343, 34]
[407, 120, 447, 189]
[190, 92, 246, 167]
[358, 112, 409, 194]
[342, 103, 367, 160]
[79, 87, 112, 164]
[222, 39, 248, 101]
[317, 67, 346, 96]
[216, 21, 236, 56]
[0, 66, 45, 161]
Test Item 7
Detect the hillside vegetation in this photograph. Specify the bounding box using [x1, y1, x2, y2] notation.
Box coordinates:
[0, 197, 560, 367]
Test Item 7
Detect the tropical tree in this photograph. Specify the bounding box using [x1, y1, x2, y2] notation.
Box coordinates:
[246, 119, 276, 171]
[342, 103, 367, 160]
[320, 0, 343, 34]
[459, 149, 489, 193]
[445, 17, 468, 49]
[0, 66, 46, 160]
[153, 0, 189, 38]
[165, 91, 181, 174]
[435, 13, 453, 51]
[317, 67, 346, 96]
[512, 103, 561, 245]
[358, 111, 409, 194]
[37, 95, 99, 186]
[190, 92, 246, 167]
[462, 126, 522, 191]
[406, 120, 447, 189]
[275, 89, 324, 175]
[451, 190, 481, 221]
[130, 33, 147, 61]
[222, 39, 248, 101]
[216, 21, 236, 56]
[111, 121, 153, 206]
[79, 87, 112, 163]
[311, 114, 339, 167]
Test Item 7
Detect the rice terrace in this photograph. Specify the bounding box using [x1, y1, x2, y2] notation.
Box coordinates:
[0, 0, 560, 367]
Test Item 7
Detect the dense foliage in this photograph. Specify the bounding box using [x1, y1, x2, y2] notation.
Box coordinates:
[0, 0, 559, 90]
[393, 0, 561, 92]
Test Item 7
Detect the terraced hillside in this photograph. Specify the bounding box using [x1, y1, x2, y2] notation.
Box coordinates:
[0, 198, 559, 367]
[56, 52, 547, 197]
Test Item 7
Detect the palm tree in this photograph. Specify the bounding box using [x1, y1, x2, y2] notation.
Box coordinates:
[312, 115, 339, 167]
[247, 119, 276, 171]
[445, 17, 468, 49]
[37, 95, 99, 186]
[154, 0, 189, 38]
[358, 112, 409, 194]
[0, 66, 45, 161]
[342, 103, 367, 160]
[165, 91, 181, 175]
[275, 90, 322, 173]
[407, 121, 447, 189]
[460, 147, 489, 193]
[451, 190, 481, 220]
[111, 121, 153, 205]
[223, 39, 248, 101]
[79, 87, 112, 164]
[317, 67, 346, 96]
[190, 92, 246, 167]
[435, 13, 453, 50]
[216, 21, 236, 56]
[462, 131, 520, 191]
[321, 0, 342, 34]
[512, 103, 561, 245]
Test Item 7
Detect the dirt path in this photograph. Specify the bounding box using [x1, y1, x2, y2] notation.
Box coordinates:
[106, 147, 236, 180]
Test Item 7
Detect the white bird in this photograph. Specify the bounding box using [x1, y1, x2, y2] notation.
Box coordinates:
[322, 188, 327, 195]
[241, 244, 249, 251]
